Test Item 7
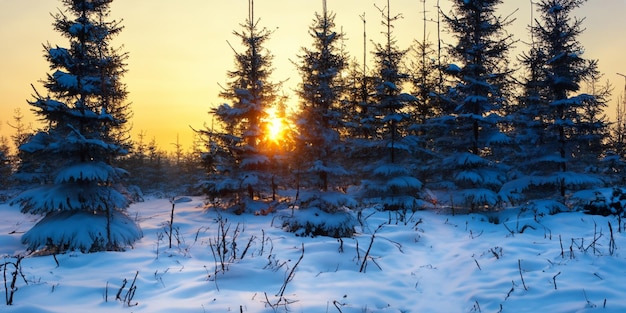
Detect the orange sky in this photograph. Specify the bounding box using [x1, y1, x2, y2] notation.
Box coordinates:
[1, 0, 625, 153]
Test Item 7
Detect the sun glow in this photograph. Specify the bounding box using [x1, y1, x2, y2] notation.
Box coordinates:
[265, 107, 285, 143]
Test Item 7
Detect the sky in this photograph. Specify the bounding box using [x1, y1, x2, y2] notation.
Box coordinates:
[1, 0, 625, 153]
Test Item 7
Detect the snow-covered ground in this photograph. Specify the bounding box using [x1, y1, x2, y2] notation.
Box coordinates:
[1, 197, 626, 312]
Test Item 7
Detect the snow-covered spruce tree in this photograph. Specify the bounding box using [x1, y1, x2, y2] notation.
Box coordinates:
[428, 0, 515, 211]
[13, 0, 141, 253]
[356, 0, 424, 211]
[198, 1, 278, 209]
[502, 0, 605, 201]
[293, 0, 355, 211]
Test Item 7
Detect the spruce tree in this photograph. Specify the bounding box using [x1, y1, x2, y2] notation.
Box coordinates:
[504, 0, 604, 200]
[294, 0, 349, 204]
[198, 0, 278, 206]
[357, 0, 423, 211]
[430, 0, 515, 210]
[13, 0, 141, 253]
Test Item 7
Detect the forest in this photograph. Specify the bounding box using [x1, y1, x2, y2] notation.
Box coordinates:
[4, 0, 626, 312]
[0, 0, 624, 252]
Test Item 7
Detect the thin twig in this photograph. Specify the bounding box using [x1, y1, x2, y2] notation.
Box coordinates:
[473, 258, 481, 271]
[360, 225, 383, 273]
[552, 272, 561, 290]
[276, 243, 305, 298]
[518, 259, 528, 291]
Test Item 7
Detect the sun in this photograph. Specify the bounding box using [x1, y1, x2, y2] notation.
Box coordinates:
[265, 107, 285, 143]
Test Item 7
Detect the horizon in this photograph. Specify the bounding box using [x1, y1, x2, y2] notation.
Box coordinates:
[1, 0, 624, 153]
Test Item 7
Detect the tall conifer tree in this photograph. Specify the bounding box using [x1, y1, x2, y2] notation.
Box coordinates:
[294, 0, 348, 195]
[357, 0, 424, 211]
[504, 0, 605, 200]
[429, 0, 515, 210]
[199, 0, 278, 204]
[14, 0, 141, 252]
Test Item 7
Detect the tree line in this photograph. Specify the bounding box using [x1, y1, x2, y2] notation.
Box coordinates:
[199, 0, 623, 211]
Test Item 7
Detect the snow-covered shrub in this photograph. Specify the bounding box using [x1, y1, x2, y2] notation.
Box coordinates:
[281, 207, 356, 238]
[297, 190, 357, 213]
[519, 199, 569, 216]
[577, 187, 626, 217]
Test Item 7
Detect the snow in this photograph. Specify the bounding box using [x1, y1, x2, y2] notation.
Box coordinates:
[443, 152, 489, 167]
[456, 170, 484, 184]
[2, 197, 626, 312]
[241, 155, 269, 167]
[54, 162, 117, 184]
[446, 63, 462, 74]
[486, 132, 511, 145]
[48, 47, 71, 64]
[52, 70, 78, 89]
[372, 164, 409, 176]
[50, 71, 101, 95]
[386, 176, 423, 190]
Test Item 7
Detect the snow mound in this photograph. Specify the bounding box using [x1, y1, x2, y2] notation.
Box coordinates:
[281, 206, 356, 238]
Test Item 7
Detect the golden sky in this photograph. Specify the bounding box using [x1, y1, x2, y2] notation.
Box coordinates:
[1, 0, 625, 153]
